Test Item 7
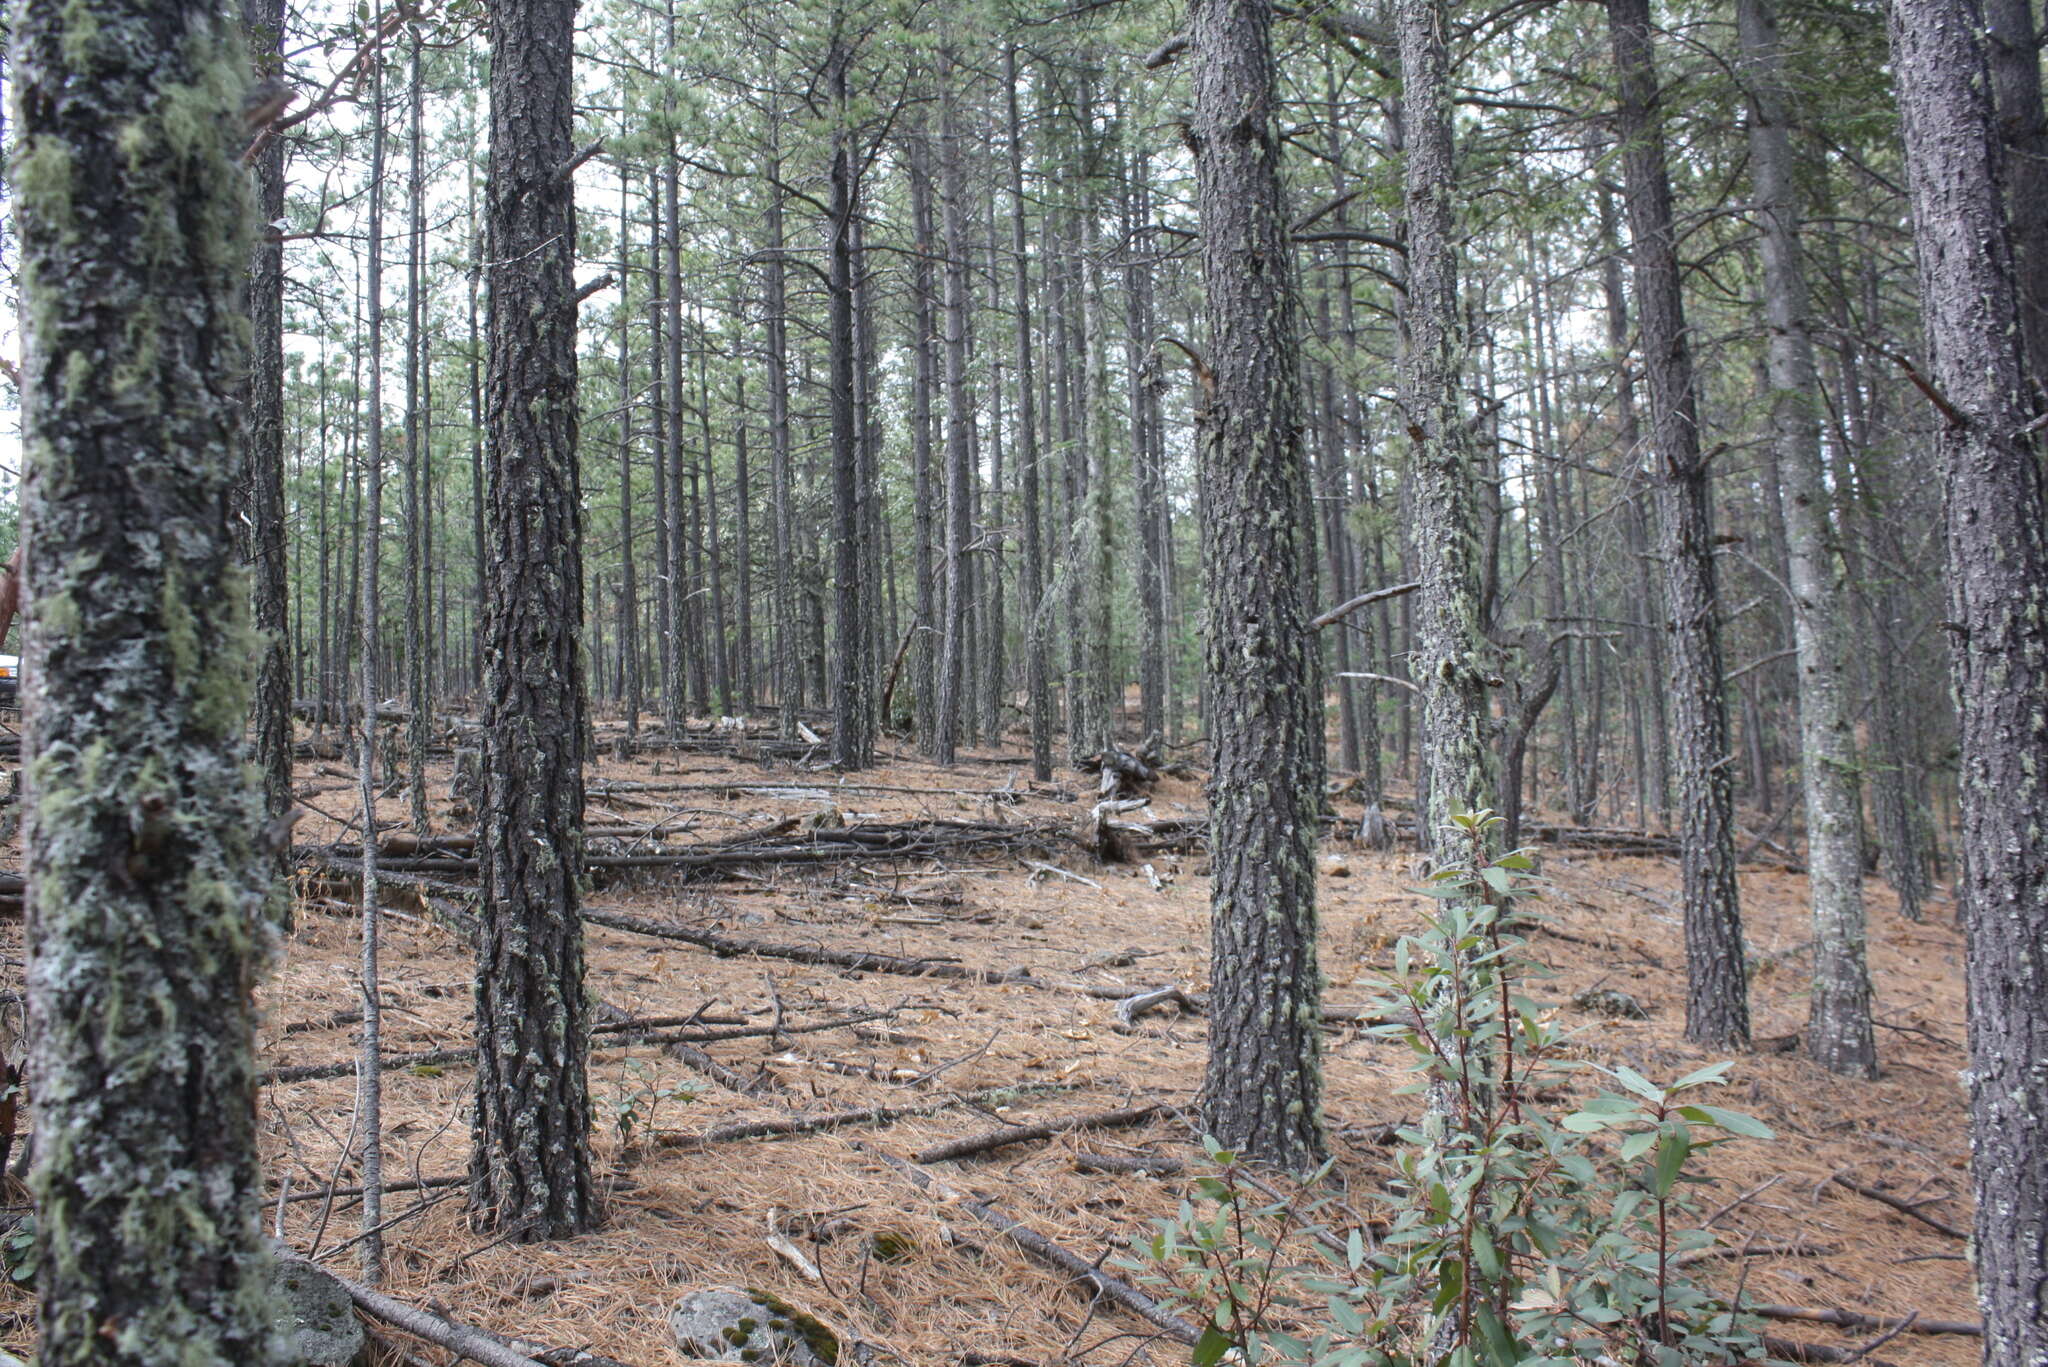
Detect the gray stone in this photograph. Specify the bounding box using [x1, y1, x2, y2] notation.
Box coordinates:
[1572, 986, 1650, 1020]
[269, 1257, 366, 1367]
[669, 1285, 838, 1365]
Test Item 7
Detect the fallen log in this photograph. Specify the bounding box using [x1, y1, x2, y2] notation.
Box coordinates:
[913, 1103, 1160, 1164]
[1752, 1304, 1979, 1336]
[1072, 1151, 1184, 1176]
[263, 1010, 896, 1085]
[272, 1251, 547, 1367]
[583, 906, 1387, 1026]
[1758, 1332, 1903, 1366]
[1827, 1173, 1969, 1241]
[656, 1082, 1074, 1148]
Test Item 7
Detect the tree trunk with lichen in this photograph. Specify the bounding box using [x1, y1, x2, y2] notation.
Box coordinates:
[1187, 0, 1327, 1172]
[1737, 0, 1875, 1078]
[1889, 0, 2048, 1356]
[14, 1, 278, 1358]
[1608, 0, 1751, 1051]
[1398, 0, 1494, 848]
[472, 0, 596, 1240]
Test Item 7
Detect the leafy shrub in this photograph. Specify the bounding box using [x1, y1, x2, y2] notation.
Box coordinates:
[1126, 808, 1773, 1366]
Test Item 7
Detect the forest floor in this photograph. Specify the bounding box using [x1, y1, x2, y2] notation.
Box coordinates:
[0, 723, 1983, 1366]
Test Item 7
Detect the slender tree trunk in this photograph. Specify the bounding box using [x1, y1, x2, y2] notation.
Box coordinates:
[473, 0, 596, 1238]
[644, 178, 674, 734]
[1738, 0, 1876, 1076]
[1188, 0, 1327, 1171]
[730, 367, 753, 711]
[699, 331, 733, 717]
[1006, 49, 1053, 781]
[827, 40, 874, 770]
[618, 174, 641, 737]
[1889, 0, 2048, 1354]
[356, 29, 390, 1282]
[934, 46, 971, 766]
[905, 117, 940, 747]
[16, 1, 277, 1355]
[404, 30, 430, 832]
[764, 137, 799, 733]
[1609, 0, 1750, 1049]
[1126, 146, 1168, 748]
[1986, 0, 2048, 403]
[243, 0, 292, 908]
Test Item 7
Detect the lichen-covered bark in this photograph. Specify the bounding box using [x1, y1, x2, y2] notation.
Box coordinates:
[1888, 0, 2048, 1356]
[13, 1, 279, 1359]
[1608, 0, 1750, 1050]
[1397, 0, 1495, 844]
[1187, 0, 1327, 1170]
[472, 0, 596, 1239]
[241, 0, 292, 905]
[1737, 0, 1875, 1078]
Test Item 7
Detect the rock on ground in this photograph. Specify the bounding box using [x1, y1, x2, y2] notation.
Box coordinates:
[269, 1257, 367, 1367]
[669, 1285, 839, 1365]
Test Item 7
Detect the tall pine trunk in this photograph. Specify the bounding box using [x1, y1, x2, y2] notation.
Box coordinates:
[1188, 0, 1327, 1170]
[473, 0, 596, 1237]
[1737, 0, 1875, 1076]
[1608, 0, 1750, 1049]
[1889, 0, 2048, 1355]
[1399, 0, 1494, 844]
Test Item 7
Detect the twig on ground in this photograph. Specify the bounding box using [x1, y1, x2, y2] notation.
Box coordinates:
[1827, 1173, 1969, 1241]
[914, 1104, 1161, 1165]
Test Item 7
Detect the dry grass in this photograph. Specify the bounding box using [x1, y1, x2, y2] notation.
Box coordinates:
[0, 724, 1982, 1365]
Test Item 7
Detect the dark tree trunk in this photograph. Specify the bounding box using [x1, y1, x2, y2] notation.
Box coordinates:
[646, 177, 674, 733]
[242, 0, 292, 908]
[1609, 0, 1750, 1049]
[827, 42, 874, 770]
[404, 31, 430, 832]
[1188, 0, 1327, 1171]
[618, 175, 641, 736]
[907, 115, 940, 747]
[1889, 0, 2048, 1355]
[764, 136, 799, 734]
[934, 47, 971, 767]
[15, 0, 276, 1357]
[1986, 0, 2048, 404]
[473, 0, 596, 1238]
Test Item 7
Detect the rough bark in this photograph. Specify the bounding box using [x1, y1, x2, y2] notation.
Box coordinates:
[1188, 0, 1327, 1170]
[474, 0, 596, 1238]
[1888, 0, 2048, 1355]
[1608, 0, 1750, 1049]
[14, 0, 277, 1357]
